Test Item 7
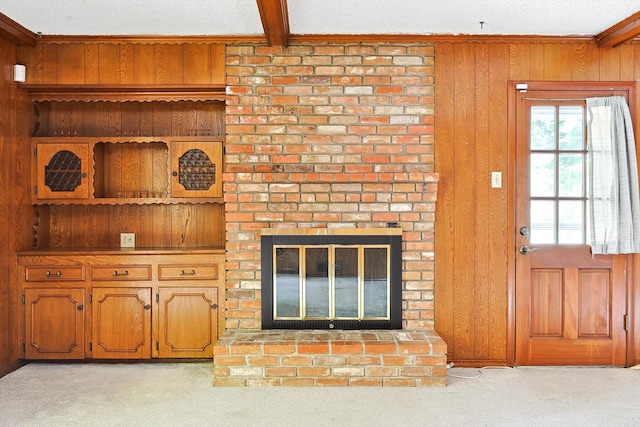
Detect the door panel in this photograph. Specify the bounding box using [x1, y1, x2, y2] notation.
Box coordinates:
[515, 88, 628, 366]
[92, 287, 151, 359]
[25, 288, 85, 359]
[158, 287, 218, 358]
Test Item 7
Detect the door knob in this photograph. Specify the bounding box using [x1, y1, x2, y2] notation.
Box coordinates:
[519, 245, 531, 255]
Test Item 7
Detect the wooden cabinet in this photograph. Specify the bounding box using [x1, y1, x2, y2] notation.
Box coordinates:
[158, 287, 218, 358]
[32, 137, 224, 205]
[18, 251, 225, 361]
[34, 143, 90, 200]
[171, 140, 223, 198]
[19, 86, 227, 362]
[92, 287, 152, 359]
[24, 288, 85, 359]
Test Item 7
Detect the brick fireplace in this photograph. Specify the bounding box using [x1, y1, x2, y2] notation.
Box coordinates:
[214, 42, 446, 386]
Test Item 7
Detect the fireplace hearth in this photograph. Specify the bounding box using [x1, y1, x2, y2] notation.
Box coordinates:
[261, 228, 402, 330]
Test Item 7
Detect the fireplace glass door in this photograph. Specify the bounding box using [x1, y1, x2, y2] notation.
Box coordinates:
[273, 244, 390, 323]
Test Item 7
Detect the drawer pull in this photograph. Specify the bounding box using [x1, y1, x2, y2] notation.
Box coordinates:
[45, 271, 62, 278]
[180, 269, 196, 276]
[112, 270, 129, 277]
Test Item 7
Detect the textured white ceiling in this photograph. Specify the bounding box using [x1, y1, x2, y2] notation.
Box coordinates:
[0, 0, 639, 37]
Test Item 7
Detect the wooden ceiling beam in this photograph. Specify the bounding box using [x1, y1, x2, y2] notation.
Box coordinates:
[596, 10, 640, 47]
[0, 13, 37, 46]
[256, 0, 290, 47]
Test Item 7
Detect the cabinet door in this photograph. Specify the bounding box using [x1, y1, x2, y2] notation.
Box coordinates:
[92, 287, 151, 359]
[24, 288, 85, 359]
[171, 141, 223, 198]
[158, 287, 218, 358]
[36, 143, 90, 199]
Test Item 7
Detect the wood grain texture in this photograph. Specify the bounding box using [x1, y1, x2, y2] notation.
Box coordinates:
[433, 43, 456, 360]
[17, 42, 226, 86]
[435, 40, 640, 365]
[0, 36, 35, 374]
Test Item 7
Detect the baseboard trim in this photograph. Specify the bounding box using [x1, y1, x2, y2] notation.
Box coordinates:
[0, 360, 26, 379]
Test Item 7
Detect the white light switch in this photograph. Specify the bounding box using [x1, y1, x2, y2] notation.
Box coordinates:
[491, 171, 502, 188]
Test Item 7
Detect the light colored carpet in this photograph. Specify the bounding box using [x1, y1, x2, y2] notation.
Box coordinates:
[0, 363, 639, 426]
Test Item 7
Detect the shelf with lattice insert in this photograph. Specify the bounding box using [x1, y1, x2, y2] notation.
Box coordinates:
[32, 137, 223, 205]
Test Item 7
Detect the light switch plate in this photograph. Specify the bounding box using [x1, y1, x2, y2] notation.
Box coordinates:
[120, 233, 135, 248]
[491, 171, 502, 188]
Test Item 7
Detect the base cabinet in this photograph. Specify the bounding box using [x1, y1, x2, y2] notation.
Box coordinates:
[18, 250, 225, 361]
[158, 287, 218, 358]
[92, 287, 152, 359]
[24, 288, 85, 359]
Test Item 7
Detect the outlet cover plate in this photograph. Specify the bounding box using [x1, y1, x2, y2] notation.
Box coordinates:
[120, 233, 135, 248]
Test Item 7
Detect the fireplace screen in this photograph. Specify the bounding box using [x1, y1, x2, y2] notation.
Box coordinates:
[261, 230, 402, 329]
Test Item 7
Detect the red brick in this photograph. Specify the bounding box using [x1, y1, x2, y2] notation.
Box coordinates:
[316, 378, 349, 387]
[246, 378, 282, 386]
[349, 378, 383, 386]
[263, 343, 296, 355]
[282, 378, 315, 386]
[298, 367, 331, 377]
[366, 367, 398, 377]
[280, 356, 313, 366]
[297, 342, 329, 354]
[331, 341, 363, 354]
[246, 356, 278, 366]
[265, 367, 297, 377]
[214, 356, 246, 366]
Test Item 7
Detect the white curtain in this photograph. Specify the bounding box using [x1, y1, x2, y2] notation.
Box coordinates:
[587, 96, 640, 254]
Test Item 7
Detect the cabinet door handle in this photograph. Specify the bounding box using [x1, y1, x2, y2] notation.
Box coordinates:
[144, 304, 151, 310]
[180, 269, 196, 276]
[46, 270, 62, 277]
[77, 305, 84, 311]
[112, 270, 129, 277]
[211, 303, 218, 309]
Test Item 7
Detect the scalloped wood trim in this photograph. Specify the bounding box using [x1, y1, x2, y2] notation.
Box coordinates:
[32, 198, 225, 206]
[19, 84, 226, 102]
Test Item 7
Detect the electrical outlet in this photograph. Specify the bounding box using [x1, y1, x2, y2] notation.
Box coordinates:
[120, 233, 135, 248]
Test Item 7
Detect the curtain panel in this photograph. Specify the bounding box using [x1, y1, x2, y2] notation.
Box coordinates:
[587, 96, 640, 254]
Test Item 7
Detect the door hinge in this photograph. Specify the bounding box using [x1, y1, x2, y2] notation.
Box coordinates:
[624, 314, 630, 332]
[156, 342, 159, 351]
[89, 342, 92, 351]
[156, 293, 159, 303]
[22, 343, 25, 353]
[89, 294, 92, 303]
[22, 294, 25, 304]
[34, 147, 37, 157]
[34, 186, 38, 195]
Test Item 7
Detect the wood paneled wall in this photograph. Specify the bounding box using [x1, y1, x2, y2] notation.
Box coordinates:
[434, 40, 640, 365]
[18, 42, 226, 85]
[0, 37, 33, 375]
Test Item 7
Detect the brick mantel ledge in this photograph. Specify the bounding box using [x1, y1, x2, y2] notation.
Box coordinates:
[213, 329, 447, 387]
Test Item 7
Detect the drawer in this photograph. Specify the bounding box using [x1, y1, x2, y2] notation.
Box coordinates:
[25, 266, 85, 282]
[92, 265, 151, 281]
[158, 264, 219, 281]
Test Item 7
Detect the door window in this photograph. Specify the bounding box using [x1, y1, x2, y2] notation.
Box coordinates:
[529, 104, 588, 245]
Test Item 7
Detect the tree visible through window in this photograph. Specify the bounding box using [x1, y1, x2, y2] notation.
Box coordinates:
[529, 104, 588, 245]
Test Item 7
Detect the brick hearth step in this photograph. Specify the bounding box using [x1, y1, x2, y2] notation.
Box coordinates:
[213, 329, 447, 386]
